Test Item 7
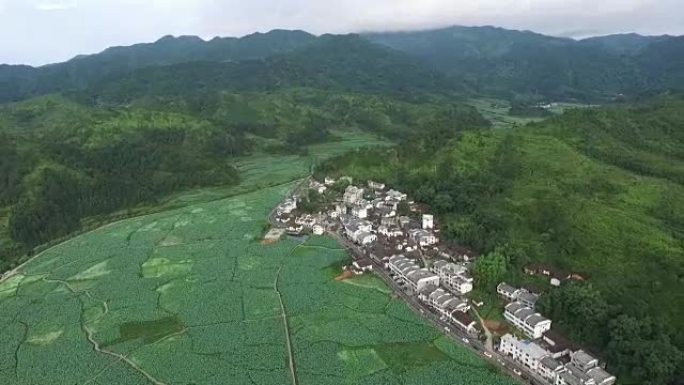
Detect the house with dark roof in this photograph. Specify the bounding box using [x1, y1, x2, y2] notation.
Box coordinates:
[504, 302, 552, 339]
[449, 310, 477, 334]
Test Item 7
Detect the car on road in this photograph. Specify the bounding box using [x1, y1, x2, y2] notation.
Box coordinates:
[513, 368, 522, 376]
[483, 352, 492, 358]
[461, 338, 469, 344]
[444, 327, 450, 332]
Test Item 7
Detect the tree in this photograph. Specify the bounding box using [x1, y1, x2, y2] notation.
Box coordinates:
[537, 282, 612, 347]
[607, 315, 683, 385]
[472, 248, 509, 290]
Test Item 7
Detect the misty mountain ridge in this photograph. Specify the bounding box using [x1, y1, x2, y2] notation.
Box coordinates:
[1, 25, 683, 103]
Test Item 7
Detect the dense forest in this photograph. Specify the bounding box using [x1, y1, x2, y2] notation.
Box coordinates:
[316, 95, 684, 385]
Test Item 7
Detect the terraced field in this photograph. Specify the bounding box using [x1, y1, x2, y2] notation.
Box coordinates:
[0, 180, 516, 385]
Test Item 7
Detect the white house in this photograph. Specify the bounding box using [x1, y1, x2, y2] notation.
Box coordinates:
[388, 255, 439, 291]
[353, 258, 373, 272]
[295, 215, 317, 228]
[378, 225, 403, 238]
[556, 364, 597, 385]
[312, 225, 325, 235]
[496, 282, 539, 307]
[586, 367, 616, 385]
[571, 350, 599, 372]
[324, 177, 336, 186]
[427, 289, 469, 315]
[277, 198, 297, 215]
[518, 290, 540, 308]
[368, 180, 386, 190]
[449, 310, 478, 334]
[504, 302, 552, 339]
[422, 214, 434, 229]
[497, 282, 522, 301]
[351, 204, 369, 219]
[499, 333, 549, 372]
[409, 229, 438, 247]
[405, 269, 440, 292]
[355, 231, 377, 245]
[431, 260, 473, 295]
[385, 189, 407, 202]
[539, 356, 565, 381]
[343, 186, 364, 205]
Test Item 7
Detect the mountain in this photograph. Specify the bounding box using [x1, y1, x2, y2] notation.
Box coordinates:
[364, 25, 684, 101]
[0, 30, 316, 103]
[75, 34, 460, 104]
[579, 33, 672, 54]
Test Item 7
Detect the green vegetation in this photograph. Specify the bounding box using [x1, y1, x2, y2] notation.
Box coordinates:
[366, 26, 684, 101]
[0, 182, 515, 385]
[318, 95, 684, 384]
[2, 86, 477, 271]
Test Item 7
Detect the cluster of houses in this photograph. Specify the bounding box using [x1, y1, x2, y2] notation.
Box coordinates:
[274, 176, 481, 335]
[496, 282, 616, 385]
[387, 254, 478, 334]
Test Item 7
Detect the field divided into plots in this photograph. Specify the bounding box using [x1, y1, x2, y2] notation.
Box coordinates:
[0, 182, 515, 385]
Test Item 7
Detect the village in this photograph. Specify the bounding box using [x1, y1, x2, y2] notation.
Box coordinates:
[269, 177, 616, 385]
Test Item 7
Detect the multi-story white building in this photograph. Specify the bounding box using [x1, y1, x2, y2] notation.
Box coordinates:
[408, 229, 438, 247]
[499, 334, 549, 372]
[388, 255, 439, 292]
[504, 302, 552, 339]
[378, 225, 404, 238]
[351, 205, 369, 219]
[422, 214, 434, 229]
[497, 282, 539, 307]
[343, 185, 364, 205]
[539, 356, 565, 381]
[431, 260, 473, 295]
[426, 288, 469, 315]
[277, 198, 297, 215]
[385, 189, 407, 202]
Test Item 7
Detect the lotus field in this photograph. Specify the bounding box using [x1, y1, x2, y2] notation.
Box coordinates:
[0, 181, 515, 385]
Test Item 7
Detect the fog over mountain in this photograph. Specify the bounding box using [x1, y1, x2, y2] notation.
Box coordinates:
[1, 0, 683, 65]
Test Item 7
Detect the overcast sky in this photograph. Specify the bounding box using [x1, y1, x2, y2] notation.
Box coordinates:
[1, 0, 682, 66]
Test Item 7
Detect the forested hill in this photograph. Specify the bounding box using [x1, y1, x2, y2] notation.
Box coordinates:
[0, 30, 317, 103]
[4, 26, 684, 105]
[365, 26, 684, 101]
[75, 34, 459, 104]
[316, 94, 684, 385]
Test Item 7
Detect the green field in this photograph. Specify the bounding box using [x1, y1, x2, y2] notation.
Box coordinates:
[468, 98, 591, 128]
[0, 180, 515, 385]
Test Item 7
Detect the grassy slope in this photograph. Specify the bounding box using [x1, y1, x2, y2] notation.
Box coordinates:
[0, 180, 514, 385]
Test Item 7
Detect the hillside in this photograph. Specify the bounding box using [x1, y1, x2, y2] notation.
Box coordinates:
[317, 95, 684, 385]
[0, 30, 317, 103]
[75, 34, 460, 104]
[365, 26, 684, 101]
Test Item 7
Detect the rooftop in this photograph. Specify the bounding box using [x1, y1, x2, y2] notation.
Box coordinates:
[497, 282, 518, 294]
[540, 356, 563, 370]
[451, 310, 475, 326]
[587, 367, 616, 384]
[572, 350, 598, 368]
[406, 269, 438, 284]
[501, 334, 548, 360]
[505, 302, 526, 314]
